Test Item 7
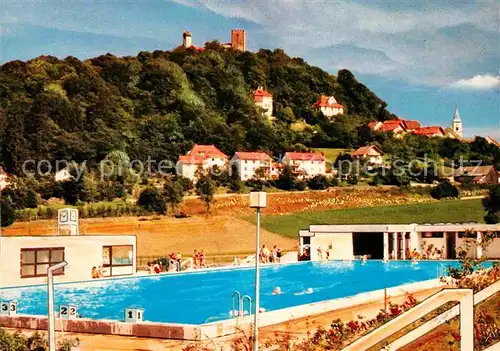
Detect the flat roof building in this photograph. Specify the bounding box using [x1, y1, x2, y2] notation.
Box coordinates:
[0, 235, 137, 288]
[298, 223, 500, 261]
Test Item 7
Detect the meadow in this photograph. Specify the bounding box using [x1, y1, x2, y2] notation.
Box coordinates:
[244, 199, 485, 238]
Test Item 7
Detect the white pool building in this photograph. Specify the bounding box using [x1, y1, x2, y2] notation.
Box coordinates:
[298, 223, 500, 261]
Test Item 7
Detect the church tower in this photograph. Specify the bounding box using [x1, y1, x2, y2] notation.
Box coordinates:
[452, 105, 463, 137]
[183, 31, 192, 48]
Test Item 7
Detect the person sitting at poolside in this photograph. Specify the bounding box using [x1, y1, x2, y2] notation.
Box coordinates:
[233, 256, 240, 266]
[317, 246, 323, 260]
[272, 287, 282, 295]
[97, 265, 103, 278]
[91, 266, 99, 279]
[412, 257, 418, 265]
[276, 246, 282, 263]
[153, 262, 161, 274]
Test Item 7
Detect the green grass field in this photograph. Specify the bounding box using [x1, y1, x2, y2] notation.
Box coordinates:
[315, 148, 349, 162]
[244, 199, 485, 238]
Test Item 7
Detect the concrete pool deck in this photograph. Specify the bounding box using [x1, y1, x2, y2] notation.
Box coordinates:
[3, 287, 444, 350]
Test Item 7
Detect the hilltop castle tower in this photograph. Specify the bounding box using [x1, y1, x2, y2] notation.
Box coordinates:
[452, 105, 463, 138]
[231, 29, 247, 51]
[182, 30, 192, 48]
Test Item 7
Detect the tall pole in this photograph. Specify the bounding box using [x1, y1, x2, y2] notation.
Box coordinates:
[254, 207, 260, 351]
[48, 261, 67, 351]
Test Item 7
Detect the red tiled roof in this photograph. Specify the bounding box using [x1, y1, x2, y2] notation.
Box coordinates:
[189, 144, 228, 158]
[253, 87, 272, 102]
[403, 120, 421, 130]
[367, 121, 379, 129]
[285, 152, 325, 161]
[178, 155, 204, 165]
[311, 95, 343, 109]
[234, 152, 272, 161]
[380, 120, 406, 132]
[412, 126, 444, 136]
[351, 145, 384, 157]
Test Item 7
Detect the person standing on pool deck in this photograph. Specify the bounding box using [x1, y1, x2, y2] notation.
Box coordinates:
[192, 249, 199, 268]
[199, 250, 205, 267]
[276, 246, 282, 263]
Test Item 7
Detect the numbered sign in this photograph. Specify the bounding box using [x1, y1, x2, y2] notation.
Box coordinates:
[0, 301, 17, 316]
[68, 304, 77, 319]
[124, 308, 144, 323]
[0, 301, 9, 315]
[9, 301, 17, 316]
[59, 305, 69, 318]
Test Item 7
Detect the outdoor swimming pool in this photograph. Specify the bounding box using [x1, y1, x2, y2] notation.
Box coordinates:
[0, 260, 489, 324]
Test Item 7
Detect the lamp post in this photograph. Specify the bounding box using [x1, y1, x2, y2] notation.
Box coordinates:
[249, 192, 266, 351]
[48, 261, 68, 351]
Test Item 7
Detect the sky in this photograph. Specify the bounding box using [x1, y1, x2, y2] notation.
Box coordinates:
[1, 0, 499, 138]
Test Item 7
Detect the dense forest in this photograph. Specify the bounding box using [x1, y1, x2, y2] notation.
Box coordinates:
[0, 43, 498, 177]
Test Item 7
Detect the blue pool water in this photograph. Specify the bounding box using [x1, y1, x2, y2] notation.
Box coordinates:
[0, 260, 489, 324]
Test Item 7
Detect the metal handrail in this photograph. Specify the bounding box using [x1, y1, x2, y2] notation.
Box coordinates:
[242, 294, 252, 316]
[231, 291, 242, 318]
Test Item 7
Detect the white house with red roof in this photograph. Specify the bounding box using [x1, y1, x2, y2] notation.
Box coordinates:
[311, 95, 344, 118]
[412, 126, 445, 137]
[230, 152, 275, 181]
[350, 145, 384, 166]
[253, 86, 273, 117]
[177, 144, 228, 180]
[0, 167, 9, 191]
[282, 152, 326, 178]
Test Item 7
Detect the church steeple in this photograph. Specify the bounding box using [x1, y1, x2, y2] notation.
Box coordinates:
[452, 105, 463, 137]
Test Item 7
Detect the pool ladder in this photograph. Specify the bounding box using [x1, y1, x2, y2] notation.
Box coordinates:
[231, 291, 252, 318]
[436, 263, 448, 278]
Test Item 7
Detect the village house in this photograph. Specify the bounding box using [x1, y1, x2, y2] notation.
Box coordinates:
[412, 126, 445, 138]
[253, 87, 273, 118]
[55, 168, 72, 182]
[454, 165, 499, 185]
[311, 95, 344, 118]
[0, 167, 9, 190]
[369, 119, 407, 138]
[350, 145, 384, 167]
[403, 120, 421, 132]
[177, 144, 228, 181]
[282, 152, 326, 178]
[230, 152, 274, 181]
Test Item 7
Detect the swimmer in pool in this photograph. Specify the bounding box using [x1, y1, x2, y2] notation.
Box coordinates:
[272, 287, 282, 295]
[306, 287, 313, 294]
[412, 257, 418, 265]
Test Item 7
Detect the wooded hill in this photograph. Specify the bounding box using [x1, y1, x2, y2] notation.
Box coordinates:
[0, 43, 498, 176]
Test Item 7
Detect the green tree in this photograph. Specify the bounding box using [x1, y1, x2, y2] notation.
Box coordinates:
[308, 174, 328, 190]
[163, 179, 186, 214]
[137, 187, 166, 214]
[0, 200, 15, 227]
[276, 165, 296, 190]
[483, 185, 499, 224]
[195, 174, 216, 213]
[228, 164, 242, 193]
[26, 189, 39, 208]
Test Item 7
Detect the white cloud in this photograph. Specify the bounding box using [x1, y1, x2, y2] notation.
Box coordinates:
[450, 75, 500, 90]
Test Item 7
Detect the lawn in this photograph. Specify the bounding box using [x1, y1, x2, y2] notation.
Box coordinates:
[315, 148, 349, 162]
[244, 199, 485, 238]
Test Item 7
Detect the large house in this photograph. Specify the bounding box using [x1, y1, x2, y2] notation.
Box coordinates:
[311, 96, 344, 118]
[231, 152, 274, 181]
[177, 144, 228, 180]
[350, 145, 384, 167]
[282, 152, 326, 178]
[0, 167, 9, 190]
[253, 87, 273, 118]
[454, 165, 499, 185]
[412, 126, 445, 137]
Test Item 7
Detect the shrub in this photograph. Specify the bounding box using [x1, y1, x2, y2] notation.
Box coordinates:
[431, 181, 460, 199]
[482, 185, 499, 224]
[294, 180, 307, 191]
[308, 175, 328, 190]
[137, 187, 167, 214]
[0, 200, 15, 227]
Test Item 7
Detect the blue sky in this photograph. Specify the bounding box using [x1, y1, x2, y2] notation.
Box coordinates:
[2, 0, 499, 138]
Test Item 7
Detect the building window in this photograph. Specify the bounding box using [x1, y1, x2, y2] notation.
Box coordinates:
[20, 247, 65, 278]
[102, 245, 133, 277]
